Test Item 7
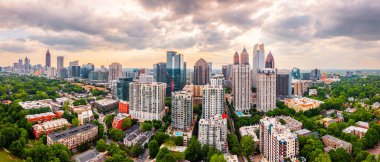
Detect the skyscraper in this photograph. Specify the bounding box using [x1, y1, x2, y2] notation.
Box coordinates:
[171, 90, 193, 131]
[24, 57, 30, 72]
[276, 69, 292, 98]
[198, 115, 228, 153]
[153, 62, 167, 83]
[81, 63, 94, 79]
[57, 56, 64, 71]
[193, 58, 209, 85]
[256, 68, 276, 112]
[129, 81, 166, 121]
[18, 59, 23, 70]
[310, 69, 321, 81]
[291, 67, 300, 79]
[240, 47, 249, 65]
[108, 62, 122, 82]
[208, 62, 212, 81]
[117, 77, 133, 101]
[202, 84, 224, 119]
[45, 49, 51, 67]
[252, 43, 265, 87]
[233, 51, 239, 65]
[265, 51, 275, 68]
[232, 48, 252, 112]
[260, 117, 299, 162]
[222, 65, 228, 80]
[166, 51, 186, 95]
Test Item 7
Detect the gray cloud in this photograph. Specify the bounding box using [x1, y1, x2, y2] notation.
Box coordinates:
[0, 38, 36, 53]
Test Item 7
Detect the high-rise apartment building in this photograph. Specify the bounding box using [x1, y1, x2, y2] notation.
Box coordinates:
[153, 62, 167, 83]
[108, 62, 122, 82]
[202, 84, 224, 119]
[256, 68, 276, 112]
[129, 81, 166, 121]
[252, 43, 265, 87]
[171, 90, 193, 131]
[57, 56, 64, 71]
[276, 69, 292, 97]
[198, 115, 228, 153]
[46, 49, 51, 67]
[193, 58, 209, 85]
[231, 64, 251, 112]
[210, 74, 225, 87]
[166, 51, 186, 95]
[265, 51, 275, 68]
[117, 77, 133, 101]
[260, 117, 299, 162]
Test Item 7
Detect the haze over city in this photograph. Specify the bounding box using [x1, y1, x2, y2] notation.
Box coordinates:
[0, 0, 379, 69]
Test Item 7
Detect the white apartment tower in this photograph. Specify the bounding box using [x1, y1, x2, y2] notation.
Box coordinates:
[129, 81, 166, 121]
[260, 117, 299, 162]
[210, 74, 225, 87]
[252, 43, 265, 88]
[257, 68, 276, 112]
[198, 115, 228, 153]
[202, 84, 224, 119]
[171, 90, 193, 131]
[231, 64, 252, 112]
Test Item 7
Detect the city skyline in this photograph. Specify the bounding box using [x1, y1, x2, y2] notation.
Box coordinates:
[0, 0, 380, 69]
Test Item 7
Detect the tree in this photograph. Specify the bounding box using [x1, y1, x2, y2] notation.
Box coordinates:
[328, 148, 350, 162]
[149, 140, 160, 158]
[210, 154, 227, 162]
[71, 118, 79, 126]
[141, 122, 153, 132]
[174, 136, 184, 146]
[10, 140, 24, 157]
[154, 131, 170, 145]
[122, 117, 132, 130]
[51, 144, 71, 162]
[96, 139, 108, 152]
[131, 143, 144, 158]
[104, 114, 116, 128]
[73, 98, 87, 106]
[185, 137, 202, 161]
[312, 153, 331, 162]
[109, 128, 124, 141]
[363, 124, 380, 148]
[241, 135, 255, 157]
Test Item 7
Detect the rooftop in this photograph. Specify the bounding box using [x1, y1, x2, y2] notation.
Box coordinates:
[73, 149, 105, 162]
[95, 98, 118, 106]
[48, 123, 97, 141]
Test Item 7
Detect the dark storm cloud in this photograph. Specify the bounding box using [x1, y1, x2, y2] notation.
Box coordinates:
[315, 1, 380, 41]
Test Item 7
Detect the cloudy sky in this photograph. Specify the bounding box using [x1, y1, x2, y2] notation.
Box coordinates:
[0, 0, 379, 69]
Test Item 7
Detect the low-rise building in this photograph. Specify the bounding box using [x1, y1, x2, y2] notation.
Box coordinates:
[94, 98, 119, 112]
[26, 111, 63, 123]
[343, 126, 368, 138]
[118, 101, 129, 113]
[239, 125, 260, 143]
[73, 149, 107, 162]
[321, 135, 352, 154]
[284, 97, 323, 112]
[47, 124, 98, 149]
[320, 117, 344, 127]
[345, 107, 357, 113]
[33, 118, 70, 139]
[294, 129, 312, 136]
[112, 113, 131, 130]
[78, 110, 94, 126]
[71, 105, 92, 114]
[309, 89, 318, 96]
[123, 125, 153, 147]
[56, 97, 71, 106]
[275, 116, 303, 131]
[356, 121, 369, 129]
[19, 99, 62, 111]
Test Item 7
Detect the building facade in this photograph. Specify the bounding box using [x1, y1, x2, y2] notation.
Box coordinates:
[252, 43, 265, 88]
[276, 69, 292, 97]
[108, 62, 122, 82]
[47, 124, 98, 149]
[129, 81, 166, 121]
[231, 64, 252, 112]
[193, 58, 209, 85]
[153, 62, 167, 83]
[256, 68, 276, 112]
[265, 51, 275, 69]
[171, 90, 193, 131]
[260, 117, 299, 162]
[46, 49, 51, 67]
[166, 51, 186, 95]
[202, 85, 224, 119]
[117, 77, 133, 101]
[198, 115, 228, 153]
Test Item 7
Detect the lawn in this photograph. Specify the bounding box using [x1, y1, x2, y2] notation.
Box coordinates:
[0, 149, 23, 162]
[310, 115, 323, 121]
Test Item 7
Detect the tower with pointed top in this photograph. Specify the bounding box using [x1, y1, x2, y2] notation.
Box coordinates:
[240, 47, 249, 65]
[233, 51, 239, 65]
[46, 49, 51, 67]
[265, 51, 275, 69]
